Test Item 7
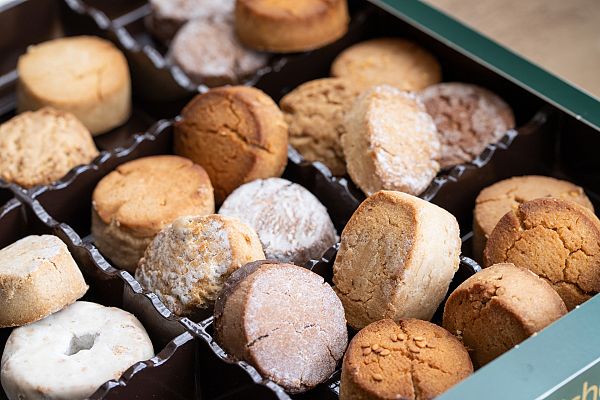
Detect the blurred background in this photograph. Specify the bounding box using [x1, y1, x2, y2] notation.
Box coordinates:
[425, 0, 600, 98]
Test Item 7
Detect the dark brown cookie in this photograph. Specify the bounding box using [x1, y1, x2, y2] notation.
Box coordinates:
[168, 17, 269, 87]
[214, 260, 348, 393]
[420, 83, 515, 168]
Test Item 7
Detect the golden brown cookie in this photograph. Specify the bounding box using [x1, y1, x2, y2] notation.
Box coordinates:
[17, 36, 131, 135]
[483, 198, 600, 309]
[473, 176, 594, 262]
[0, 107, 99, 188]
[420, 82, 515, 168]
[92, 155, 214, 272]
[174, 86, 288, 203]
[342, 85, 441, 196]
[443, 263, 567, 367]
[333, 191, 461, 330]
[340, 319, 473, 400]
[331, 38, 441, 91]
[280, 78, 360, 175]
[235, 0, 349, 53]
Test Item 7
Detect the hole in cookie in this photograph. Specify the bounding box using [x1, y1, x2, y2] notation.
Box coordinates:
[65, 333, 99, 356]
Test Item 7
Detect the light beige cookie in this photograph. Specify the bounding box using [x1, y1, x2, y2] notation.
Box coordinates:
[342, 85, 441, 196]
[0, 235, 88, 328]
[17, 36, 131, 135]
[473, 175, 594, 261]
[235, 0, 349, 53]
[443, 263, 567, 367]
[331, 38, 441, 91]
[92, 155, 214, 272]
[333, 191, 461, 330]
[0, 107, 99, 188]
[340, 319, 472, 400]
[280, 78, 360, 175]
[135, 214, 265, 316]
[484, 198, 600, 310]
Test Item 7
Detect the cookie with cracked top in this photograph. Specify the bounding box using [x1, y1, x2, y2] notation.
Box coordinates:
[280, 78, 360, 175]
[483, 198, 600, 309]
[443, 263, 566, 367]
[340, 318, 472, 400]
[214, 260, 348, 393]
[174, 86, 288, 203]
[420, 82, 515, 169]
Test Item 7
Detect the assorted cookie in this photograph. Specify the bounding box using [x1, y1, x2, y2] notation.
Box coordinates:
[174, 86, 288, 203]
[280, 78, 360, 175]
[0, 235, 87, 328]
[0, 107, 99, 187]
[444, 263, 567, 367]
[340, 319, 473, 400]
[1, 301, 154, 400]
[331, 38, 441, 91]
[135, 214, 265, 316]
[420, 82, 515, 168]
[342, 85, 441, 196]
[235, 0, 349, 53]
[473, 175, 594, 261]
[484, 198, 600, 310]
[219, 178, 337, 265]
[333, 191, 461, 330]
[91, 155, 214, 272]
[214, 260, 348, 393]
[17, 36, 131, 135]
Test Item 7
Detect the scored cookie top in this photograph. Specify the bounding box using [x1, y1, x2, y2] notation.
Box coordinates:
[92, 155, 214, 237]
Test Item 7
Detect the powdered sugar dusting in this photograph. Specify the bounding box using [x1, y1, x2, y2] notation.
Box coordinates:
[151, 0, 234, 21]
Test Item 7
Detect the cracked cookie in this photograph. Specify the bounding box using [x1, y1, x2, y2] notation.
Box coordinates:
[473, 176, 593, 262]
[235, 0, 349, 53]
[342, 85, 441, 196]
[332, 190, 461, 330]
[420, 82, 515, 169]
[331, 38, 441, 91]
[147, 0, 234, 43]
[340, 319, 472, 400]
[0, 107, 99, 188]
[483, 198, 600, 310]
[168, 16, 268, 87]
[174, 86, 288, 203]
[17, 36, 131, 135]
[92, 155, 214, 272]
[214, 260, 347, 393]
[280, 78, 360, 175]
[0, 235, 87, 328]
[219, 178, 337, 265]
[443, 263, 567, 367]
[136, 214, 264, 317]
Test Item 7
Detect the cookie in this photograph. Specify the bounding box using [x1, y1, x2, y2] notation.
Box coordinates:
[219, 178, 337, 265]
[340, 319, 473, 400]
[280, 78, 360, 175]
[147, 0, 234, 43]
[17, 36, 131, 135]
[214, 260, 347, 393]
[331, 38, 441, 91]
[483, 198, 600, 309]
[420, 82, 515, 168]
[333, 191, 461, 330]
[443, 263, 567, 367]
[0, 235, 88, 328]
[135, 214, 264, 316]
[0, 107, 98, 188]
[473, 175, 594, 261]
[342, 85, 441, 196]
[168, 16, 268, 87]
[92, 155, 214, 272]
[174, 86, 288, 203]
[235, 0, 349, 53]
